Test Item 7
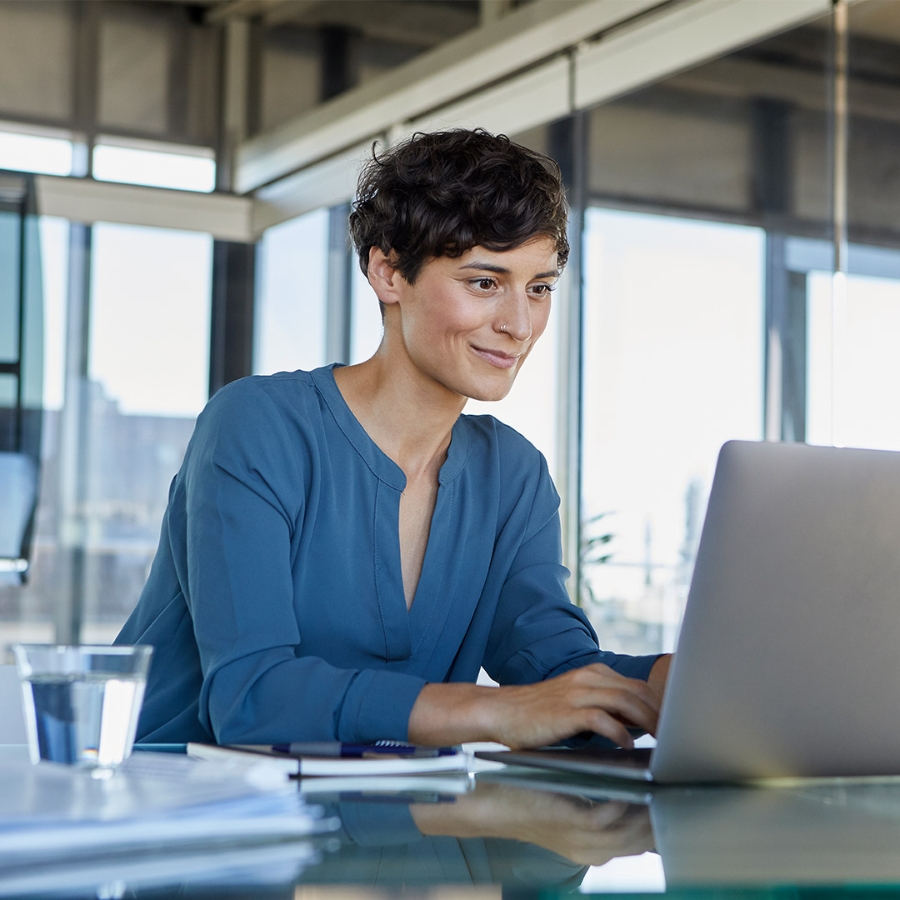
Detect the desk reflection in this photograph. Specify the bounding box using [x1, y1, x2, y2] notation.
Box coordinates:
[13, 761, 900, 899]
[299, 777, 652, 895]
[653, 779, 900, 888]
[473, 770, 900, 892]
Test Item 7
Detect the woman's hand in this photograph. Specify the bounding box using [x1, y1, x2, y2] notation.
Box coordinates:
[477, 663, 661, 749]
[408, 661, 666, 750]
[410, 781, 654, 867]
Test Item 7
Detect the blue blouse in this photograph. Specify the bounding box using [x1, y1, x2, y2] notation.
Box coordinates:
[116, 365, 657, 744]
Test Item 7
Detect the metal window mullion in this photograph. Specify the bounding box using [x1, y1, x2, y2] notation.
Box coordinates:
[829, 0, 849, 448]
[14, 194, 26, 450]
[551, 111, 587, 605]
[325, 204, 352, 365]
[55, 222, 93, 645]
[832, 0, 849, 278]
[764, 233, 808, 443]
[72, 1, 99, 177]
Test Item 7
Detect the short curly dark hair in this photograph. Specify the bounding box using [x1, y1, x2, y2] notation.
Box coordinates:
[349, 129, 569, 285]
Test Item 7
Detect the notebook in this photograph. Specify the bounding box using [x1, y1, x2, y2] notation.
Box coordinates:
[478, 440, 900, 783]
[187, 742, 469, 777]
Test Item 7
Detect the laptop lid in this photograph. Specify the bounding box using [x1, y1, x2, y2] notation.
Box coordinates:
[651, 439, 900, 782]
[480, 440, 900, 783]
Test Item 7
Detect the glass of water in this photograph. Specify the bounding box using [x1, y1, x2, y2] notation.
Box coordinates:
[12, 644, 153, 769]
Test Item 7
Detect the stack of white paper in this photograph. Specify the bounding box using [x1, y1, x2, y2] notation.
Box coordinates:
[0, 753, 339, 897]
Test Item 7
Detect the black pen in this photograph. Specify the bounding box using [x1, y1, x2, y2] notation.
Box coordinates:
[270, 741, 457, 758]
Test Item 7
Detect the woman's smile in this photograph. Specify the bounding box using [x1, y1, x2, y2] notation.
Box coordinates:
[470, 346, 521, 369]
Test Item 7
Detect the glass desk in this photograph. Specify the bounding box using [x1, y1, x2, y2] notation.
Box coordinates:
[298, 767, 900, 899]
[5, 750, 900, 899]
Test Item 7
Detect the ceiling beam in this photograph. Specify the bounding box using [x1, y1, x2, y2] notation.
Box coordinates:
[205, 0, 292, 25]
[260, 0, 327, 26]
[480, 0, 515, 27]
[264, 0, 477, 45]
[573, 0, 831, 111]
[235, 0, 666, 193]
[36, 176, 254, 242]
[668, 52, 900, 125]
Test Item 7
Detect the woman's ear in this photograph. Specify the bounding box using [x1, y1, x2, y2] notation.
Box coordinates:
[367, 247, 403, 307]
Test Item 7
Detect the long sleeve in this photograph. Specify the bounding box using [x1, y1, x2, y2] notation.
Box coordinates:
[482, 450, 658, 685]
[119, 374, 426, 744]
[118, 367, 657, 746]
[185, 381, 427, 744]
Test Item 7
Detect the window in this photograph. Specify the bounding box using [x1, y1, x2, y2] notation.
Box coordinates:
[78, 223, 212, 642]
[0, 127, 72, 177]
[581, 209, 764, 654]
[254, 209, 329, 375]
[89, 225, 211, 416]
[92, 140, 215, 193]
[807, 270, 900, 451]
[0, 214, 68, 641]
[350, 264, 382, 365]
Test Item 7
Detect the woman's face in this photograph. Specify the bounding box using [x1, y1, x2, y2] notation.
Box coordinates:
[383, 236, 559, 403]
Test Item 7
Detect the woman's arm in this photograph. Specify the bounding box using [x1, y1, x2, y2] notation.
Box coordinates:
[409, 426, 668, 747]
[410, 782, 654, 868]
[175, 378, 429, 745]
[409, 656, 670, 749]
[410, 437, 672, 750]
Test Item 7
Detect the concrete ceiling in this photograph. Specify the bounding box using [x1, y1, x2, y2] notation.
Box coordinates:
[199, 0, 485, 46]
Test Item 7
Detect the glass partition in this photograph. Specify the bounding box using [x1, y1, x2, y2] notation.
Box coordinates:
[0, 215, 214, 647]
[350, 263, 383, 366]
[807, 268, 900, 451]
[77, 223, 212, 643]
[0, 194, 18, 363]
[6, 0, 900, 663]
[0, 172, 43, 588]
[578, 14, 834, 654]
[582, 211, 763, 653]
[254, 209, 329, 375]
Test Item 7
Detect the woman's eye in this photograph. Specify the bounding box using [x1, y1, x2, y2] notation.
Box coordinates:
[473, 278, 495, 290]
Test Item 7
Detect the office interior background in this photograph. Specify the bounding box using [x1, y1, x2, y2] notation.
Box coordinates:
[0, 0, 897, 654]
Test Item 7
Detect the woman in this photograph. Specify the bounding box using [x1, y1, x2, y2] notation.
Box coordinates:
[116, 129, 670, 749]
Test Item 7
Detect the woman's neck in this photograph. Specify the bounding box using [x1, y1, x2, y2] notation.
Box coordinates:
[332, 354, 464, 479]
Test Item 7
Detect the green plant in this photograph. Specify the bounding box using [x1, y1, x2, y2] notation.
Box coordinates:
[579, 510, 616, 607]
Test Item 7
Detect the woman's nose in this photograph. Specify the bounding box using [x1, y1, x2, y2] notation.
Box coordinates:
[497, 293, 532, 342]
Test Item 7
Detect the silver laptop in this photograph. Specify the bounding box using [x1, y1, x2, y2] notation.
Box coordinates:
[478, 439, 900, 783]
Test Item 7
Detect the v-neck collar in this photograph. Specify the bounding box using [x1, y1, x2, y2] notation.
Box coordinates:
[310, 364, 469, 490]
[311, 364, 478, 661]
